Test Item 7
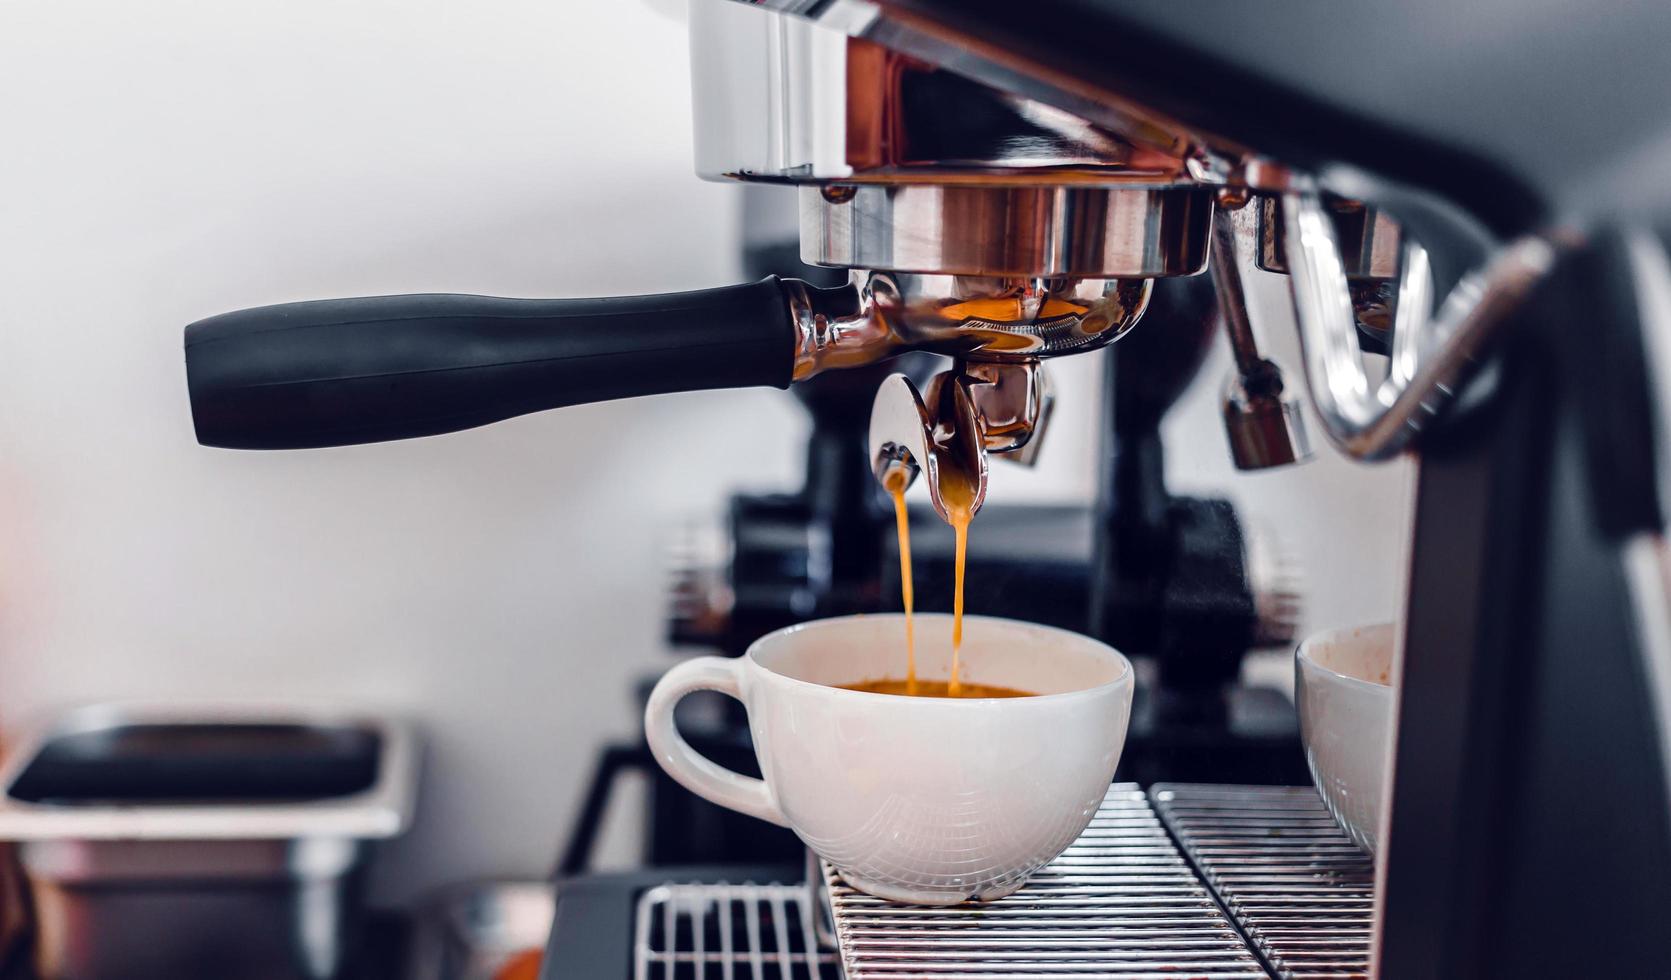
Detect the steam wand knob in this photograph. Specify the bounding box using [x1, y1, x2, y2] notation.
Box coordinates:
[1211, 201, 1313, 471]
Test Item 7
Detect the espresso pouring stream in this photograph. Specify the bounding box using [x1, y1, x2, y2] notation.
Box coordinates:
[884, 468, 919, 697]
[846, 458, 1033, 700]
[943, 474, 975, 697]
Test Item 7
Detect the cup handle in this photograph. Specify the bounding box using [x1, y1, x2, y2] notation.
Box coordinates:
[644, 656, 789, 828]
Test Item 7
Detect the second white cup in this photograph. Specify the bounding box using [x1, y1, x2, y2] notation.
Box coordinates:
[645, 613, 1134, 905]
[1296, 622, 1395, 854]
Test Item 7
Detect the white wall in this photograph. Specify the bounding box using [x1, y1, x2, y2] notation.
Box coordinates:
[0, 1, 1411, 905]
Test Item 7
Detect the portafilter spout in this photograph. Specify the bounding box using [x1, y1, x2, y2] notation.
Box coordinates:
[868, 359, 1055, 523]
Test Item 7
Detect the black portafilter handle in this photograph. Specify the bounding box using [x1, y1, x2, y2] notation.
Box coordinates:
[184, 277, 798, 449]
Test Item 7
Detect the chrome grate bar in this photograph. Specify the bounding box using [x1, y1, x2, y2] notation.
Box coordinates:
[822, 784, 1270, 979]
[635, 881, 842, 979]
[1150, 784, 1375, 980]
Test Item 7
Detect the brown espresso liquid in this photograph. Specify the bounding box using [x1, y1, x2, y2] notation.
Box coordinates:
[937, 457, 979, 697]
[884, 468, 919, 696]
[842, 678, 1033, 698]
[861, 456, 1029, 699]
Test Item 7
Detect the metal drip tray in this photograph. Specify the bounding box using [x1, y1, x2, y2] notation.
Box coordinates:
[627, 784, 1379, 980]
[821, 784, 1267, 979]
[635, 881, 840, 979]
[1151, 784, 1375, 980]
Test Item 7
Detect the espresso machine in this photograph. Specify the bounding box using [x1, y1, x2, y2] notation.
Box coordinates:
[181, 1, 1671, 977]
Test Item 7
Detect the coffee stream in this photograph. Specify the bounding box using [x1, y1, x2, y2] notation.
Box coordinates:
[940, 470, 976, 697]
[884, 468, 919, 697]
[845, 461, 1035, 700]
[882, 468, 922, 695]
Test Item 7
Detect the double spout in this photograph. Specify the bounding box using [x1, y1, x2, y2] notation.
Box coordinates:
[867, 360, 1055, 523]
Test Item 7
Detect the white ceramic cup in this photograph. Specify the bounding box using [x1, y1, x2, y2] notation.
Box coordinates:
[645, 613, 1134, 905]
[1295, 623, 1395, 855]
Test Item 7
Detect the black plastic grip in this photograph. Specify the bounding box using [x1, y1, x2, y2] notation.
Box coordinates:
[184, 278, 796, 449]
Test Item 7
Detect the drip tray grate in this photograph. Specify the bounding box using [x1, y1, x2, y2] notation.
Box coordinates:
[821, 783, 1268, 979]
[631, 785, 1375, 979]
[635, 881, 841, 979]
[1151, 784, 1375, 980]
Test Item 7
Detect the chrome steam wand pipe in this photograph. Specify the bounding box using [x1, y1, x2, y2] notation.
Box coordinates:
[1210, 202, 1312, 470]
[1281, 188, 1557, 461]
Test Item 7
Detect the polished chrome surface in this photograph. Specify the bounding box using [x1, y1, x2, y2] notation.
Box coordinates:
[1256, 196, 1402, 280]
[690, 0, 1196, 186]
[869, 371, 948, 512]
[1211, 204, 1312, 471]
[1151, 784, 1374, 980]
[791, 272, 1152, 381]
[1281, 187, 1556, 460]
[1223, 379, 1311, 472]
[785, 277, 894, 380]
[869, 370, 987, 523]
[1346, 279, 1398, 348]
[23, 837, 363, 980]
[962, 359, 1054, 464]
[867, 360, 1058, 520]
[822, 784, 1268, 979]
[708, 0, 1222, 178]
[804, 184, 1211, 278]
[869, 271, 1154, 359]
[634, 881, 839, 979]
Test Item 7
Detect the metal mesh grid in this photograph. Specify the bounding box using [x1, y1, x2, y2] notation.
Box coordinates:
[1150, 784, 1375, 980]
[821, 783, 1268, 979]
[634, 882, 841, 980]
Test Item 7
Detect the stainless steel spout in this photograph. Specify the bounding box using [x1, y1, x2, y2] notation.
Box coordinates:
[869, 371, 986, 522]
[867, 359, 1053, 521]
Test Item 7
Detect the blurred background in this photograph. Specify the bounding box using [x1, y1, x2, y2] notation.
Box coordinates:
[0, 0, 1410, 910]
